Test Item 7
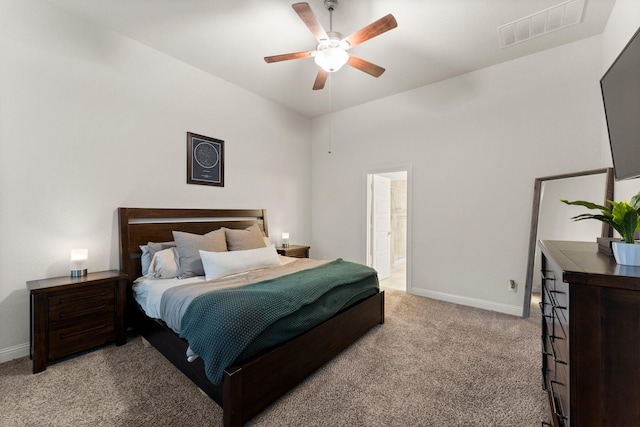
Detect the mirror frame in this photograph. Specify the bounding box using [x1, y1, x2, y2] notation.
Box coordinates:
[522, 167, 614, 317]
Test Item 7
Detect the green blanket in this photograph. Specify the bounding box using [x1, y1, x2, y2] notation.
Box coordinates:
[179, 259, 379, 385]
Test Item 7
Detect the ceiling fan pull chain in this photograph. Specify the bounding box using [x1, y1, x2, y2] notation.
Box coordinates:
[328, 73, 333, 154]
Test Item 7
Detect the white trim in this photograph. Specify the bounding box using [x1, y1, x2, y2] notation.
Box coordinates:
[410, 288, 524, 317]
[0, 342, 30, 364]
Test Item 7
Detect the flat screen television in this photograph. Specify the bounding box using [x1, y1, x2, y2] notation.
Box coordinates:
[600, 26, 640, 181]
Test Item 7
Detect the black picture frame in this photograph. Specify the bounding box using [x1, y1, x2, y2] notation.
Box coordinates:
[186, 132, 224, 187]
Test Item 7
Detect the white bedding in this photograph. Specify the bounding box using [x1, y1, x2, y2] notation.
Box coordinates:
[133, 276, 205, 319]
[133, 255, 298, 320]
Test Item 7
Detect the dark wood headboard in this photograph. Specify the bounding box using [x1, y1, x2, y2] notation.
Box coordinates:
[118, 208, 268, 282]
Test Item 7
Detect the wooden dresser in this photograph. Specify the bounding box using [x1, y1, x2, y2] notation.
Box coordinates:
[539, 240, 640, 426]
[28, 270, 127, 373]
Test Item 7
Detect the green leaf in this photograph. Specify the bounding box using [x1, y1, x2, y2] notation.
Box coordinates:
[611, 201, 635, 224]
[560, 199, 610, 212]
[569, 214, 611, 222]
[621, 210, 639, 243]
[631, 191, 640, 210]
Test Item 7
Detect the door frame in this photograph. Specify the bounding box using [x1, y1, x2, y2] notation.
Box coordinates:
[364, 164, 412, 292]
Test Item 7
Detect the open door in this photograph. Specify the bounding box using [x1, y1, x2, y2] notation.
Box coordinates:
[371, 175, 391, 280]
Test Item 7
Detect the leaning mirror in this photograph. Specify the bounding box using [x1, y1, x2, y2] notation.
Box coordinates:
[523, 168, 614, 318]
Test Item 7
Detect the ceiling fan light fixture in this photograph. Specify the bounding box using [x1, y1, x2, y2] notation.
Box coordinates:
[314, 47, 348, 72]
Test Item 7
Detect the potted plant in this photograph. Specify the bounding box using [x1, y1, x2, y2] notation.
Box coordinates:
[561, 191, 640, 266]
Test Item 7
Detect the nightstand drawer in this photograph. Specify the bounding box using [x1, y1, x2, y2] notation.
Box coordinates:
[48, 317, 115, 359]
[48, 286, 115, 323]
[283, 247, 308, 258]
[276, 245, 310, 258]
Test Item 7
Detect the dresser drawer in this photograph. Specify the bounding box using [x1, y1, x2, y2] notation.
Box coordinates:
[48, 286, 114, 323]
[550, 378, 569, 427]
[48, 316, 115, 360]
[541, 286, 555, 318]
[553, 362, 570, 425]
[542, 335, 555, 390]
[551, 280, 569, 324]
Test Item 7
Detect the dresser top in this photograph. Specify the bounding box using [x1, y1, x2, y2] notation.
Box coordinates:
[539, 240, 640, 289]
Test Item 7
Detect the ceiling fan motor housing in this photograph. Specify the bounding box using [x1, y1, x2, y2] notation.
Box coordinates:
[324, 0, 338, 12]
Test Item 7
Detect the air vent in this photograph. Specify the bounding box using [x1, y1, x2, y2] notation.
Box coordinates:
[497, 0, 585, 48]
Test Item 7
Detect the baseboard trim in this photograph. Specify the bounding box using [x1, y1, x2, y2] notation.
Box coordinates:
[410, 288, 524, 317]
[0, 342, 30, 364]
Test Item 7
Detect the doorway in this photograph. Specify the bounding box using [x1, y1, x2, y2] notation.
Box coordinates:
[366, 169, 409, 291]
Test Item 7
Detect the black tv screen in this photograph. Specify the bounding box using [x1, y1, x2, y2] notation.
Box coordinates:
[601, 26, 640, 181]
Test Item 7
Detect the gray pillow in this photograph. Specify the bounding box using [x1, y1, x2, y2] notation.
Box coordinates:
[140, 241, 176, 276]
[224, 224, 267, 251]
[172, 229, 227, 278]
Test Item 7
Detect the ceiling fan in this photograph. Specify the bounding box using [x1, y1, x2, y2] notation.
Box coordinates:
[264, 1, 398, 90]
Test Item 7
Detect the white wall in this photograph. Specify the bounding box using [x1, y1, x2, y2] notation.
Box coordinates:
[0, 0, 311, 361]
[311, 35, 607, 316]
[602, 0, 640, 201]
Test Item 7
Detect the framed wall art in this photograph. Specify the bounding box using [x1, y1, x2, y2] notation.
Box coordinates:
[186, 132, 224, 187]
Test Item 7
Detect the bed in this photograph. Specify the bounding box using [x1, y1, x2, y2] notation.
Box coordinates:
[118, 207, 385, 426]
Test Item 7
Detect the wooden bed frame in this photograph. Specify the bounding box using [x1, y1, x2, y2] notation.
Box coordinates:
[118, 208, 385, 426]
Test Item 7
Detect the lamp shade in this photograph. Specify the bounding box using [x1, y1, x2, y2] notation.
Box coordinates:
[70, 248, 88, 277]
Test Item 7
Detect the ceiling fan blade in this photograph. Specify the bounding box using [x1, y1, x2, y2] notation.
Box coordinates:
[292, 2, 329, 42]
[344, 14, 398, 48]
[347, 55, 385, 77]
[313, 69, 329, 90]
[264, 51, 315, 63]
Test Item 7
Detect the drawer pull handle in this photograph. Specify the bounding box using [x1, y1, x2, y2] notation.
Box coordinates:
[59, 291, 107, 304]
[541, 335, 555, 356]
[540, 300, 553, 308]
[59, 304, 107, 319]
[539, 302, 554, 318]
[541, 271, 555, 281]
[60, 323, 107, 340]
[544, 335, 567, 364]
[541, 367, 550, 390]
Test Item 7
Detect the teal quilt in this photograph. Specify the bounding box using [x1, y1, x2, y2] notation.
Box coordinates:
[179, 259, 379, 385]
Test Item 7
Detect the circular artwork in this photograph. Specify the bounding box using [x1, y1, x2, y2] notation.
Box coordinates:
[194, 142, 219, 169]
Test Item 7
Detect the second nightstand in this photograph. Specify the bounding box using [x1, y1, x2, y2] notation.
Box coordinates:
[28, 270, 127, 373]
[276, 245, 310, 258]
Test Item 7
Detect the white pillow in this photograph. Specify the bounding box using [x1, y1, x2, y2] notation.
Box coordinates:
[199, 244, 281, 281]
[146, 247, 180, 279]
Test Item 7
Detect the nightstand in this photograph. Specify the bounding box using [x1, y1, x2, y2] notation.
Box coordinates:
[27, 270, 127, 373]
[276, 245, 310, 258]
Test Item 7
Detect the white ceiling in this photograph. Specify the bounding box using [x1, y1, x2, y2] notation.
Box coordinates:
[47, 0, 615, 118]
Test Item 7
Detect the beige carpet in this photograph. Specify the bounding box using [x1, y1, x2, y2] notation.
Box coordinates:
[0, 290, 548, 426]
